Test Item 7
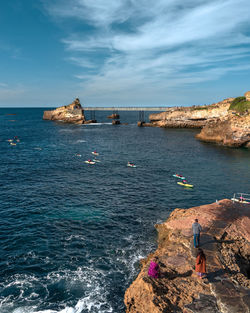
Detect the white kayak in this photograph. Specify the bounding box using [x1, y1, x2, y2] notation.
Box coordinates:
[173, 174, 185, 180]
[92, 152, 99, 156]
[85, 160, 96, 164]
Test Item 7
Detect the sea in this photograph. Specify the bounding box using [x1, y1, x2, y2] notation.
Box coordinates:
[0, 108, 249, 313]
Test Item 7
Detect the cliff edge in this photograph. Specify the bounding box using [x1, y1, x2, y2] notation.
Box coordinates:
[124, 199, 250, 313]
[148, 92, 250, 148]
[43, 98, 86, 124]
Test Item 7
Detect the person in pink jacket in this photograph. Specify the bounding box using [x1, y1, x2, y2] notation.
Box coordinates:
[148, 256, 161, 278]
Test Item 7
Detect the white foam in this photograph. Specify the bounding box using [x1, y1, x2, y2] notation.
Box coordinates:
[83, 123, 112, 126]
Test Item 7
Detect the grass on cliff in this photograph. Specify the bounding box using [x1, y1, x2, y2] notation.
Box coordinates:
[229, 96, 250, 113]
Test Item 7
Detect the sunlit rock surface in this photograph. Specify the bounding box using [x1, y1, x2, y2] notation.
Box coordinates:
[149, 98, 233, 128]
[43, 98, 85, 124]
[124, 200, 250, 313]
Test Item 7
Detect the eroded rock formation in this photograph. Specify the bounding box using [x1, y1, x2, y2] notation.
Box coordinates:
[148, 94, 250, 148]
[43, 98, 86, 124]
[149, 98, 233, 128]
[124, 200, 250, 313]
[107, 113, 120, 119]
[196, 113, 250, 148]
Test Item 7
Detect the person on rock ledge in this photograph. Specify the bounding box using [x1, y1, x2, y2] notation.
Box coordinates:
[192, 218, 202, 248]
[195, 248, 206, 279]
[148, 256, 161, 278]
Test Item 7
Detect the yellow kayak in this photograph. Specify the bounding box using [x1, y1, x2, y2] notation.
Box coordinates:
[177, 182, 194, 188]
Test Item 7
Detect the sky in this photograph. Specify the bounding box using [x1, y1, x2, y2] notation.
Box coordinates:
[1, 0, 250, 107]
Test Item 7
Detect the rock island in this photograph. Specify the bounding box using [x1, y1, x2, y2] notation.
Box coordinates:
[43, 98, 87, 124]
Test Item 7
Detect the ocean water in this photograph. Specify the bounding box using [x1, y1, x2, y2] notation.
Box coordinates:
[0, 108, 249, 313]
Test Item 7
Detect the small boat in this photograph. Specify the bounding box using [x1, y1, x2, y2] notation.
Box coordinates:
[177, 182, 193, 188]
[10, 142, 16, 146]
[85, 160, 96, 165]
[231, 198, 249, 204]
[231, 193, 250, 204]
[76, 154, 82, 157]
[127, 162, 136, 168]
[7, 139, 13, 142]
[173, 174, 185, 180]
[92, 151, 99, 156]
[93, 159, 101, 163]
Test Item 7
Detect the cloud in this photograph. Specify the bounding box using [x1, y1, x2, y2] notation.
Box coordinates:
[44, 0, 250, 105]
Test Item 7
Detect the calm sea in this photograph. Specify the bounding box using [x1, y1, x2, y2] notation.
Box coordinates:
[0, 108, 249, 313]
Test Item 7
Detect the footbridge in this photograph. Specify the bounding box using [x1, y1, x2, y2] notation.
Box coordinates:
[84, 107, 167, 111]
[83, 107, 167, 125]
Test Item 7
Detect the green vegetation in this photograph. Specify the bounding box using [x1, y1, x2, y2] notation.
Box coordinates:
[190, 106, 209, 111]
[229, 96, 250, 113]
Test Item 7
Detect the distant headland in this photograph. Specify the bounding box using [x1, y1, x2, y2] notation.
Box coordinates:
[147, 91, 250, 148]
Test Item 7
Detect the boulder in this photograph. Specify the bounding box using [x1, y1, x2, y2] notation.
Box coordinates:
[107, 113, 120, 119]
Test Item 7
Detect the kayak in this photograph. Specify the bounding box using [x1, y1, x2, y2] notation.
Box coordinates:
[93, 159, 101, 162]
[127, 163, 136, 168]
[10, 142, 16, 146]
[173, 174, 185, 180]
[85, 160, 95, 164]
[92, 152, 99, 156]
[177, 182, 193, 188]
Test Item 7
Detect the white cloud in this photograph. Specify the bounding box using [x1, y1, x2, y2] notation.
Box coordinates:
[44, 0, 250, 105]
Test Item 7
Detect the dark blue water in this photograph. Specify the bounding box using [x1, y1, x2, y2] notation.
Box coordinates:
[0, 108, 249, 313]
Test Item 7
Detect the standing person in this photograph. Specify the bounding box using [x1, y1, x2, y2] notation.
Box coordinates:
[195, 248, 206, 278]
[148, 256, 160, 278]
[192, 218, 202, 248]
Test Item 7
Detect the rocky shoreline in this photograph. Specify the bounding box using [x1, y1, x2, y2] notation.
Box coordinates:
[147, 93, 250, 148]
[124, 199, 250, 313]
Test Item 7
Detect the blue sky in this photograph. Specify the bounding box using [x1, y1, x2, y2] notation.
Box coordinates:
[1, 0, 250, 107]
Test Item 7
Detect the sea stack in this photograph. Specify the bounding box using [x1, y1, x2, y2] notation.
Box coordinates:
[43, 98, 86, 124]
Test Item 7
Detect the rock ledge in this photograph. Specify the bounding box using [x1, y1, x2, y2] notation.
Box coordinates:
[124, 199, 250, 313]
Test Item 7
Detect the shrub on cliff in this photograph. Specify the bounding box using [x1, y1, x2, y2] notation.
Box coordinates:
[229, 96, 250, 113]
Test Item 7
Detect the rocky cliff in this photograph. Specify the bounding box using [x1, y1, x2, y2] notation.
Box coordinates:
[148, 94, 250, 148]
[43, 98, 86, 124]
[196, 113, 250, 148]
[149, 98, 233, 128]
[124, 199, 250, 313]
